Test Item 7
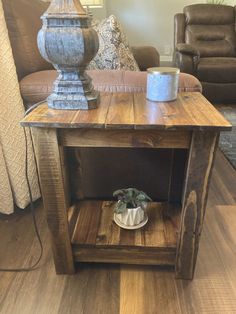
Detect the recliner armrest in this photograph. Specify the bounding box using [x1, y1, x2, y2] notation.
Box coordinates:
[131, 46, 160, 71]
[174, 44, 200, 75]
[176, 43, 200, 57]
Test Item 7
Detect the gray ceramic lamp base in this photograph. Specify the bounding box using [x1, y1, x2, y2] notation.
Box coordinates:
[37, 0, 100, 111]
[47, 91, 100, 110]
[45, 64, 100, 110]
[47, 71, 100, 110]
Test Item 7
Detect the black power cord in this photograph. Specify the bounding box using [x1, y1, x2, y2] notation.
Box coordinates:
[0, 101, 45, 272]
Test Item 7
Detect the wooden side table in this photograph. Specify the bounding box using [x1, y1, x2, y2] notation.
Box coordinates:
[21, 92, 231, 279]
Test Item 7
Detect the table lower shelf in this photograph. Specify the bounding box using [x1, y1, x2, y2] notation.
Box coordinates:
[68, 201, 181, 266]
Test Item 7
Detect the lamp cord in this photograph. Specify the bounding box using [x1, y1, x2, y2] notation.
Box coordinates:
[0, 101, 45, 272]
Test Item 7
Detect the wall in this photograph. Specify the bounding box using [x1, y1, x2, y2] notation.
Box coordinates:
[90, 4, 107, 20]
[105, 0, 235, 61]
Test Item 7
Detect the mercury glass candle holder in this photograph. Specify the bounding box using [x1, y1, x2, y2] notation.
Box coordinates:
[37, 0, 100, 110]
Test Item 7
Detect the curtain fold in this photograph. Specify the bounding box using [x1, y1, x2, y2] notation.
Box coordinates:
[0, 143, 14, 214]
[0, 0, 40, 214]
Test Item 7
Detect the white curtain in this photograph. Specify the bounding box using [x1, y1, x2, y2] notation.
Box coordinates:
[0, 0, 40, 214]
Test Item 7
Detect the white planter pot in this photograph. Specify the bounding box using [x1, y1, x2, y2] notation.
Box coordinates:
[116, 206, 144, 226]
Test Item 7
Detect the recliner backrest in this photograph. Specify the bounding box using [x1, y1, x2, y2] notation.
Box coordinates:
[183, 4, 236, 57]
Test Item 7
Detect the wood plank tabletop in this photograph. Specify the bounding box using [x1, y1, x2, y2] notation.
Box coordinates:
[21, 92, 232, 131]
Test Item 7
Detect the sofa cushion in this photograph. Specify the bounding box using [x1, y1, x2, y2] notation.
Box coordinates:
[2, 0, 53, 80]
[197, 57, 236, 83]
[88, 15, 139, 71]
[20, 70, 202, 105]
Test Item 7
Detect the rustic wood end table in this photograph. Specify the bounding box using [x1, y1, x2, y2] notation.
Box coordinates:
[21, 92, 231, 280]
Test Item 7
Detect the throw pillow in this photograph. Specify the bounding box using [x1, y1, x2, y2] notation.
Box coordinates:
[88, 15, 140, 71]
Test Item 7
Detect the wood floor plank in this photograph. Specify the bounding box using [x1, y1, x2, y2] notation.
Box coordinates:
[58, 264, 120, 314]
[209, 205, 236, 296]
[0, 208, 66, 314]
[174, 205, 236, 314]
[120, 265, 181, 314]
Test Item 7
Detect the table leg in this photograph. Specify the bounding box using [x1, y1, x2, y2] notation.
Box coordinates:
[32, 127, 75, 274]
[176, 131, 219, 279]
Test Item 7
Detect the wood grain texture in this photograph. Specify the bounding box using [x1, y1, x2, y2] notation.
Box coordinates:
[120, 266, 181, 314]
[176, 131, 219, 279]
[1, 151, 236, 314]
[73, 248, 176, 265]
[22, 92, 232, 279]
[22, 103, 76, 127]
[72, 201, 103, 245]
[105, 93, 134, 129]
[67, 205, 78, 239]
[21, 92, 232, 131]
[68, 147, 176, 202]
[168, 150, 188, 203]
[71, 201, 180, 266]
[59, 129, 191, 148]
[71, 92, 111, 127]
[71, 201, 180, 249]
[59, 146, 71, 209]
[31, 127, 74, 274]
[0, 205, 120, 314]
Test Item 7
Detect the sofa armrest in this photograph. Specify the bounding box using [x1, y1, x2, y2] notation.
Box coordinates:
[131, 46, 160, 71]
[174, 44, 200, 75]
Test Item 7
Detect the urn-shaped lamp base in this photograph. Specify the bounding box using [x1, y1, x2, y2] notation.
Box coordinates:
[48, 91, 100, 110]
[37, 0, 100, 110]
[47, 71, 100, 110]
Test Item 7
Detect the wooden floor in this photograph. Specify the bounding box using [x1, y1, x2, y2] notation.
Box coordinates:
[0, 150, 236, 314]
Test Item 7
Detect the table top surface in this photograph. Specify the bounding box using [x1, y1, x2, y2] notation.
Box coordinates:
[21, 92, 232, 131]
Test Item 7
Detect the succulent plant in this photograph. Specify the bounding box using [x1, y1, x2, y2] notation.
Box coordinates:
[113, 188, 152, 214]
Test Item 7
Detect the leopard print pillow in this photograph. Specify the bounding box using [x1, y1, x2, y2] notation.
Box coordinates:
[88, 15, 140, 71]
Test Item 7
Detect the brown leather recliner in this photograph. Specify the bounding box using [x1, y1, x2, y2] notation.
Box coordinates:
[174, 4, 236, 103]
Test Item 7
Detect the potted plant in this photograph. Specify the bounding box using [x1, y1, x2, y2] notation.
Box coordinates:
[113, 188, 152, 229]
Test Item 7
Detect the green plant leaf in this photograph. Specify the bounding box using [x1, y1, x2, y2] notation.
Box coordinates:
[114, 201, 127, 214]
[113, 189, 125, 197]
[136, 194, 146, 201]
[113, 188, 152, 210]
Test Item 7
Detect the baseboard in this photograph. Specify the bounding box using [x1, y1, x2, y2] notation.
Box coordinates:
[160, 56, 172, 62]
[160, 56, 173, 66]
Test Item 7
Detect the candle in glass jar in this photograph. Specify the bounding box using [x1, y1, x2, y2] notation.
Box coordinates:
[146, 67, 180, 102]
